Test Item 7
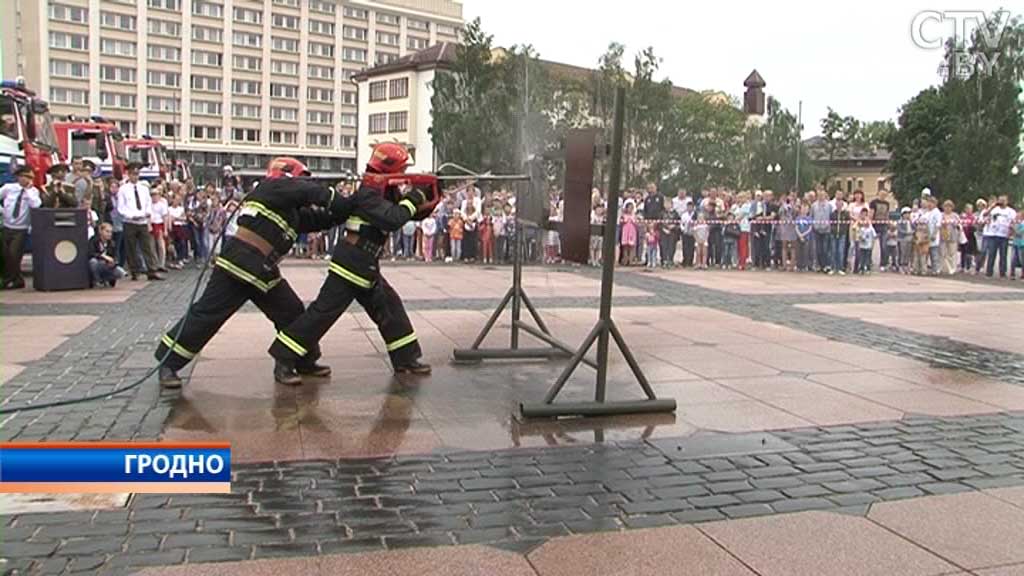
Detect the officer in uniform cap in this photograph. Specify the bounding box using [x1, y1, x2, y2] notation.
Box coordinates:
[155, 157, 351, 388]
[268, 142, 436, 384]
[42, 164, 78, 208]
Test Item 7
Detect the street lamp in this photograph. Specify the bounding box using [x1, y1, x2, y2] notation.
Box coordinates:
[1013, 165, 1020, 176]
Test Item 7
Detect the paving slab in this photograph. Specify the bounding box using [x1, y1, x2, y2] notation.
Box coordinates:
[868, 492, 1024, 569]
[699, 510, 957, 576]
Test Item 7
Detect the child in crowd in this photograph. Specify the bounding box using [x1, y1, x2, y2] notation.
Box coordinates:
[421, 210, 437, 263]
[448, 209, 464, 263]
[795, 204, 812, 271]
[886, 220, 899, 271]
[723, 213, 740, 269]
[620, 202, 638, 266]
[89, 222, 126, 288]
[590, 204, 605, 266]
[645, 222, 659, 270]
[897, 207, 914, 274]
[479, 210, 494, 264]
[693, 213, 709, 270]
[1012, 213, 1024, 280]
[912, 212, 931, 275]
[856, 211, 877, 274]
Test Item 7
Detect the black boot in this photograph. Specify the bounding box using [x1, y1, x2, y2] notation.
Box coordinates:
[274, 361, 303, 386]
[394, 360, 431, 375]
[296, 363, 332, 378]
[159, 366, 183, 389]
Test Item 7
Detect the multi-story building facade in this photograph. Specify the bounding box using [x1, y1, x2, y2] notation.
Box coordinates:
[6, 0, 462, 181]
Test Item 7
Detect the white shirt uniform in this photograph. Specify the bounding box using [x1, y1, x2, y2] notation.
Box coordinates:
[1, 182, 42, 230]
[116, 180, 153, 225]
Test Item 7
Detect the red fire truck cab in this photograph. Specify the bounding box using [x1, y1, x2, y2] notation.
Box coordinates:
[125, 135, 170, 181]
[53, 116, 127, 180]
[0, 79, 62, 188]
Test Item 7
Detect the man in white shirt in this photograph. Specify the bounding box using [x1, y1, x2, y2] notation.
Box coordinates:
[116, 164, 164, 281]
[924, 195, 943, 275]
[985, 194, 1017, 278]
[1, 166, 42, 289]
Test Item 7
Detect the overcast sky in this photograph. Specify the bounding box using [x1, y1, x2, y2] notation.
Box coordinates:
[462, 1, 1014, 137]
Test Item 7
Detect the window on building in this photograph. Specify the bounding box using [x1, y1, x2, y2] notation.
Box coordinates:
[234, 32, 263, 48]
[340, 113, 356, 127]
[233, 7, 262, 24]
[375, 52, 399, 65]
[231, 80, 261, 96]
[147, 123, 178, 138]
[101, 65, 137, 83]
[50, 60, 90, 79]
[100, 38, 137, 57]
[308, 65, 335, 80]
[309, 42, 335, 58]
[306, 133, 332, 148]
[272, 14, 299, 29]
[271, 60, 299, 76]
[232, 103, 262, 118]
[339, 135, 355, 149]
[342, 47, 367, 63]
[388, 111, 408, 133]
[191, 1, 223, 18]
[147, 96, 180, 112]
[148, 44, 182, 62]
[270, 107, 297, 121]
[341, 69, 358, 81]
[101, 92, 136, 109]
[368, 81, 386, 102]
[389, 78, 409, 99]
[232, 128, 260, 142]
[50, 87, 89, 106]
[309, 0, 336, 14]
[147, 19, 181, 37]
[343, 26, 368, 41]
[117, 120, 136, 134]
[368, 113, 387, 134]
[271, 36, 298, 52]
[342, 91, 356, 105]
[147, 70, 181, 87]
[192, 50, 223, 67]
[100, 11, 136, 30]
[307, 110, 333, 125]
[376, 31, 399, 46]
[343, 6, 367, 19]
[192, 125, 221, 140]
[233, 55, 262, 71]
[407, 36, 429, 51]
[376, 12, 399, 26]
[270, 83, 298, 100]
[270, 130, 297, 145]
[309, 20, 335, 36]
[272, 0, 298, 6]
[191, 75, 223, 92]
[191, 100, 222, 116]
[148, 0, 181, 11]
[408, 18, 430, 32]
[49, 32, 89, 51]
[49, 4, 89, 23]
[192, 25, 223, 43]
[437, 23, 458, 36]
[307, 87, 334, 103]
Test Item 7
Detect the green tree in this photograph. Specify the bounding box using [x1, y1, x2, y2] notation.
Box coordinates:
[888, 10, 1023, 206]
[819, 108, 860, 184]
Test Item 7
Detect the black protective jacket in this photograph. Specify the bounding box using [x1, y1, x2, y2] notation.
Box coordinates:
[215, 178, 348, 292]
[328, 184, 418, 290]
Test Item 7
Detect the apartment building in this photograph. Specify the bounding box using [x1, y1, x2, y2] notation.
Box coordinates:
[7, 0, 463, 180]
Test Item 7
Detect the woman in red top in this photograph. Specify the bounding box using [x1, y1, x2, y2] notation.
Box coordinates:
[479, 207, 495, 264]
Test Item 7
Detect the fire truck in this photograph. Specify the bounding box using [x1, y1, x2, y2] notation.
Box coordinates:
[0, 79, 61, 188]
[53, 116, 127, 180]
[125, 135, 170, 181]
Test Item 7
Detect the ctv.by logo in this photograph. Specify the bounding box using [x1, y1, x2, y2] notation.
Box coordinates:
[911, 10, 1010, 80]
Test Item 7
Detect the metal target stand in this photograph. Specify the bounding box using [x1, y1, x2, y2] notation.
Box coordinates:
[449, 169, 592, 368]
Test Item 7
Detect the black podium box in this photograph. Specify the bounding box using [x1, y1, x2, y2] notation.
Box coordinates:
[30, 208, 90, 291]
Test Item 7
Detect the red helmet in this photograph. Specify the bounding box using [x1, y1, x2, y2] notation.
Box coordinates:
[367, 143, 410, 174]
[266, 157, 310, 179]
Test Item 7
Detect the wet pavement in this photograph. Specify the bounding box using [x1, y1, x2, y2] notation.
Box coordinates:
[1, 262, 1023, 574]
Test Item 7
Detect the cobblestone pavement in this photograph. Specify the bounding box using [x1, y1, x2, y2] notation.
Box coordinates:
[3, 412, 1024, 574]
[2, 263, 1023, 574]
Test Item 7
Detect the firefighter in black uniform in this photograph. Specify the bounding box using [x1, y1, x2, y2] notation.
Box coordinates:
[155, 157, 349, 388]
[268, 142, 437, 385]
